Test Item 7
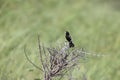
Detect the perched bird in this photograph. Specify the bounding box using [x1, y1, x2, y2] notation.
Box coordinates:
[65, 31, 74, 48]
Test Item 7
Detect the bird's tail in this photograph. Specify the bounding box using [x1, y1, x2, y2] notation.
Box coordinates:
[69, 41, 74, 48]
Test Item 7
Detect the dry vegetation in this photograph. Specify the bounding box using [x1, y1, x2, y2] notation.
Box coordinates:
[24, 36, 87, 80]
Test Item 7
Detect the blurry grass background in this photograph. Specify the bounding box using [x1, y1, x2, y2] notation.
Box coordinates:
[0, 0, 120, 80]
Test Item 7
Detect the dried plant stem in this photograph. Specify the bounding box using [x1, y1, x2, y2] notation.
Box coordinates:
[24, 46, 43, 72]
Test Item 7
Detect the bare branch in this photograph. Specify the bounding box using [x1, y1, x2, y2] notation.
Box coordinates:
[37, 35, 46, 72]
[25, 36, 88, 80]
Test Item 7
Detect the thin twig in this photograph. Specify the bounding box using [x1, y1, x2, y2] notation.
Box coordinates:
[24, 46, 43, 72]
[38, 35, 49, 80]
[38, 35, 46, 71]
[42, 44, 50, 72]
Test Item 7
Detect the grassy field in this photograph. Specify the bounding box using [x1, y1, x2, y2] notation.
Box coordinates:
[0, 0, 120, 80]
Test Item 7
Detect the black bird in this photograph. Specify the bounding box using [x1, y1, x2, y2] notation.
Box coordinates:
[65, 31, 74, 48]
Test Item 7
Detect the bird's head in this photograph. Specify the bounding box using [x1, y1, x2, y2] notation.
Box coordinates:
[65, 31, 69, 35]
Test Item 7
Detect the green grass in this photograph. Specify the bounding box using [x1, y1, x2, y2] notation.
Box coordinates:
[0, 0, 120, 80]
